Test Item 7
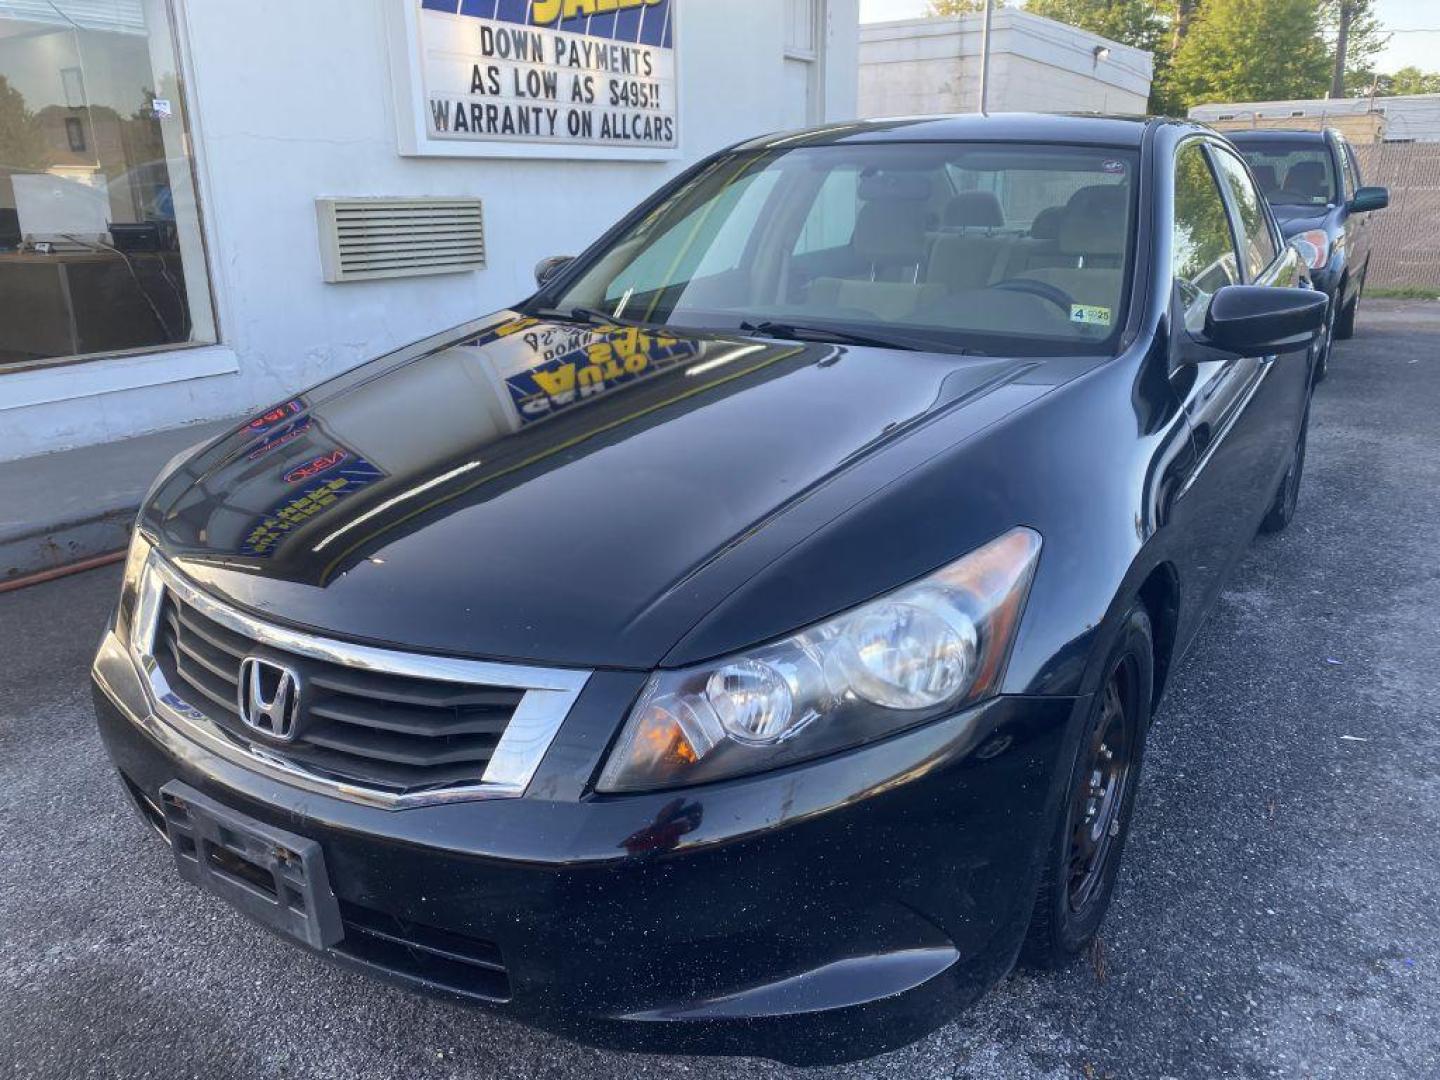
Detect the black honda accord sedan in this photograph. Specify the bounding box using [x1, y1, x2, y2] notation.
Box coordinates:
[92, 114, 1324, 1064]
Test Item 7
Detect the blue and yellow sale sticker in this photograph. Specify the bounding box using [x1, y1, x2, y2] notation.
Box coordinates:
[240, 453, 386, 558]
[502, 324, 700, 423]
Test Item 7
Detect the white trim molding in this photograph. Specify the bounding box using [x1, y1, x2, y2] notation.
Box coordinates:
[0, 345, 240, 412]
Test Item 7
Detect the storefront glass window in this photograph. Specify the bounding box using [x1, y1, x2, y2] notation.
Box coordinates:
[0, 0, 216, 369]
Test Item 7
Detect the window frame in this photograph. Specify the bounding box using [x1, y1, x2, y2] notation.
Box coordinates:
[0, 0, 223, 378]
[783, 0, 822, 61]
[1335, 139, 1357, 202]
[1170, 137, 1245, 332]
[1205, 141, 1282, 284]
[1337, 136, 1364, 198]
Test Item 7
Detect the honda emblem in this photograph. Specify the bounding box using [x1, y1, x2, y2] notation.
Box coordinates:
[237, 657, 303, 741]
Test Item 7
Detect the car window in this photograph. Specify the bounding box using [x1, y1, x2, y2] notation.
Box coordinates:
[1344, 142, 1364, 188]
[551, 142, 1141, 356]
[600, 164, 784, 308]
[1209, 146, 1278, 281]
[1337, 141, 1359, 199]
[943, 159, 1129, 234]
[1173, 142, 1242, 333]
[794, 167, 860, 255]
[1234, 139, 1337, 207]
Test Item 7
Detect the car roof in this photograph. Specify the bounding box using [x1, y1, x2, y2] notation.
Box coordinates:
[1224, 128, 1330, 144]
[734, 112, 1172, 151]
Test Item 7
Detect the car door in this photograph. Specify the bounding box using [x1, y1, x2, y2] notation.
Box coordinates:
[1336, 136, 1370, 301]
[1208, 140, 1312, 474]
[1166, 139, 1306, 624]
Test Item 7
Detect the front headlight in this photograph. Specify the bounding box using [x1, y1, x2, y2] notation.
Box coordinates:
[1292, 229, 1330, 271]
[597, 527, 1042, 793]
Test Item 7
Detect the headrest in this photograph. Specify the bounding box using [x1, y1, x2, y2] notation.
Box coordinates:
[852, 198, 927, 264]
[1249, 164, 1279, 192]
[1065, 184, 1126, 216]
[1285, 160, 1328, 198]
[1058, 185, 1127, 257]
[1029, 204, 1065, 240]
[944, 191, 1004, 228]
[858, 170, 932, 202]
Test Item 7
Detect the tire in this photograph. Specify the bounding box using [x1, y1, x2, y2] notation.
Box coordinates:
[1334, 269, 1364, 340]
[1313, 291, 1337, 383]
[1022, 605, 1153, 970]
[1259, 407, 1309, 534]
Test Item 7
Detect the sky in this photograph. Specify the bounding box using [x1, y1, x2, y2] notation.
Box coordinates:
[857, 0, 1440, 73]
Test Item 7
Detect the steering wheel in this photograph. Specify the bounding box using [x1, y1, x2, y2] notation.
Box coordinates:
[991, 278, 1076, 313]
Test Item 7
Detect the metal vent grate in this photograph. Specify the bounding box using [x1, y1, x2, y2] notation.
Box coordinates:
[316, 197, 485, 283]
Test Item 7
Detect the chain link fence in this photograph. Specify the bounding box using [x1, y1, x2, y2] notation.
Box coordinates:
[1351, 142, 1440, 293]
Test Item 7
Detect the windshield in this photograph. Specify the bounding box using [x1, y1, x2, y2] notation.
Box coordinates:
[1235, 140, 1337, 207]
[539, 142, 1140, 356]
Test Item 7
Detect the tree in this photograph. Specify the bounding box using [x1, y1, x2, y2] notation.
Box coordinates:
[1168, 0, 1330, 110]
[1321, 1, 1390, 97]
[1170, 0, 1197, 53]
[1027, 0, 1166, 51]
[1372, 66, 1440, 96]
[0, 74, 46, 170]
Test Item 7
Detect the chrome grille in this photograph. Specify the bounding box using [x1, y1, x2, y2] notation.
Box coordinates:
[129, 554, 590, 808]
[153, 593, 526, 791]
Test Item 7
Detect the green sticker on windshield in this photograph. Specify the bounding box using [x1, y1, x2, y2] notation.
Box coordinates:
[1070, 304, 1112, 327]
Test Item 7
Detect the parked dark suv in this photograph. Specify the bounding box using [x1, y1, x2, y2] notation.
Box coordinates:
[1226, 127, 1388, 377]
[92, 114, 1324, 1064]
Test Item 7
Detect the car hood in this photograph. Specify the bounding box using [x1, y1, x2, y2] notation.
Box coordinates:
[1269, 203, 1332, 233]
[146, 312, 1082, 669]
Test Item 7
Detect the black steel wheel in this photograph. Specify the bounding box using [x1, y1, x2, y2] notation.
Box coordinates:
[1022, 604, 1153, 969]
[1259, 407, 1309, 534]
[1066, 670, 1135, 913]
[1335, 267, 1365, 340]
[1313, 290, 1337, 383]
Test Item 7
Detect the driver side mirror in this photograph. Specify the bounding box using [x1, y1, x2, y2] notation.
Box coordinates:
[1350, 186, 1389, 213]
[1204, 285, 1327, 354]
[534, 254, 573, 288]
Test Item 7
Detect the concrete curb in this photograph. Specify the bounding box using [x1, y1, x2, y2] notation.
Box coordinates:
[1, 508, 136, 583]
[0, 419, 233, 582]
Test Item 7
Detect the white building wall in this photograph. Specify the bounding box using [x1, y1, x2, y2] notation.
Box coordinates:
[859, 9, 1151, 119]
[2, 0, 859, 462]
[989, 54, 1149, 115]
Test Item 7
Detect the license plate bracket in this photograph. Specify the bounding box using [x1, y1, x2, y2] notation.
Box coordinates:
[159, 780, 342, 950]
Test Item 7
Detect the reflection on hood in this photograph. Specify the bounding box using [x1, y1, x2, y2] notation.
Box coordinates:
[495, 318, 705, 426]
[149, 313, 808, 582]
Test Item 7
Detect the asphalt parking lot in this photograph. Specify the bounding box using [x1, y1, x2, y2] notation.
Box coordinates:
[3, 300, 1439, 1080]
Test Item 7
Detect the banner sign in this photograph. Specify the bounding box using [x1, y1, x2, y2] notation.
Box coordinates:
[416, 0, 678, 154]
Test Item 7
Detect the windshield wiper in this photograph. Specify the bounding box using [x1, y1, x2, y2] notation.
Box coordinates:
[738, 320, 982, 356]
[530, 305, 656, 329]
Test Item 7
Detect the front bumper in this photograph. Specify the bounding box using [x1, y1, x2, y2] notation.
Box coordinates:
[93, 629, 1082, 1064]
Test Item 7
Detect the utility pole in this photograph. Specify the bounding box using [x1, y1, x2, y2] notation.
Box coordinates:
[978, 0, 994, 113]
[1331, 1, 1353, 99]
